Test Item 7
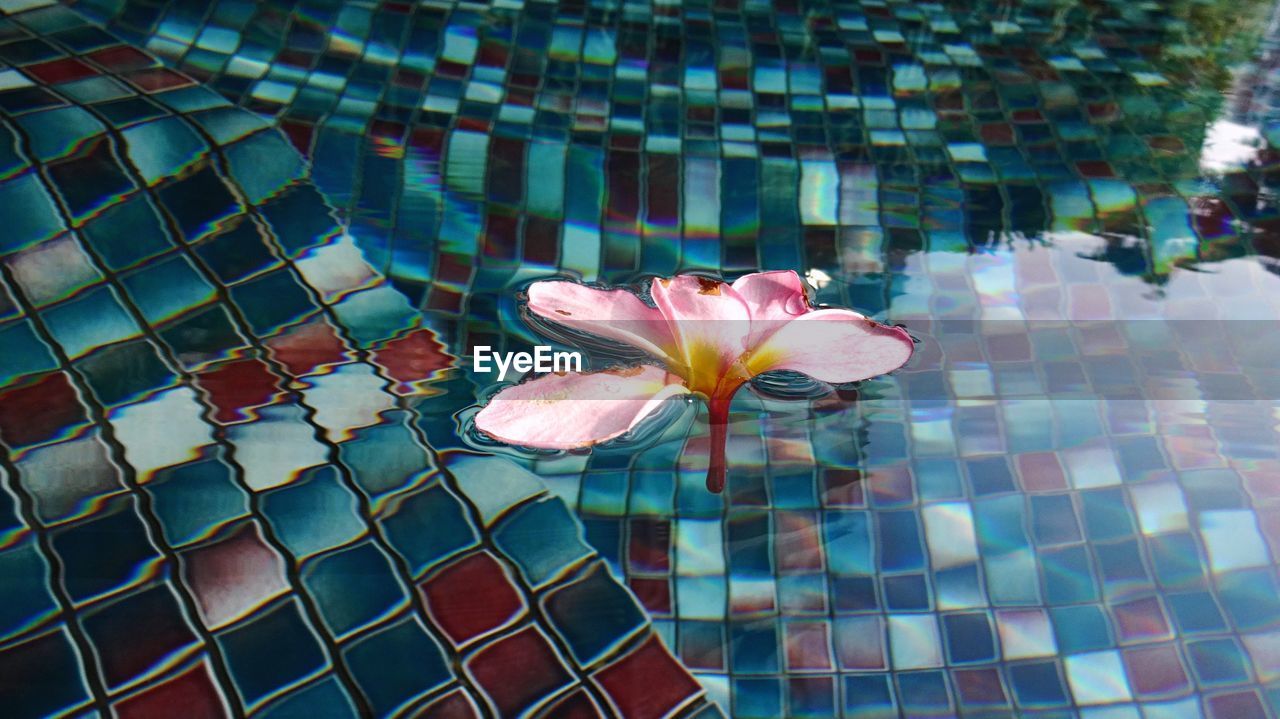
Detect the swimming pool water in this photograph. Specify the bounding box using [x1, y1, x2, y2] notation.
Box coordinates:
[2, 0, 1280, 716]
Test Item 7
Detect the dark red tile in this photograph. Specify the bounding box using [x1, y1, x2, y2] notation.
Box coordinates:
[412, 689, 480, 719]
[679, 625, 724, 671]
[420, 552, 525, 647]
[821, 469, 864, 506]
[980, 123, 1015, 145]
[1112, 597, 1171, 642]
[113, 662, 226, 719]
[264, 320, 348, 377]
[954, 667, 1008, 706]
[541, 689, 605, 719]
[867, 465, 914, 506]
[986, 332, 1032, 362]
[23, 58, 97, 84]
[627, 519, 670, 573]
[1016, 452, 1068, 492]
[425, 286, 463, 314]
[522, 216, 560, 265]
[784, 622, 832, 671]
[87, 46, 155, 72]
[1076, 161, 1116, 178]
[1147, 136, 1186, 154]
[0, 372, 87, 448]
[775, 512, 824, 572]
[194, 359, 281, 424]
[123, 68, 194, 92]
[1087, 102, 1121, 122]
[628, 577, 671, 615]
[1124, 645, 1189, 696]
[83, 585, 198, 689]
[371, 327, 452, 395]
[464, 627, 572, 718]
[593, 635, 701, 719]
[1207, 691, 1267, 719]
[279, 120, 315, 159]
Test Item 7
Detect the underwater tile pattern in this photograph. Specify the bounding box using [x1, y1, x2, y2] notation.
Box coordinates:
[1, 0, 1280, 717]
[0, 3, 717, 717]
[67, 0, 1280, 306]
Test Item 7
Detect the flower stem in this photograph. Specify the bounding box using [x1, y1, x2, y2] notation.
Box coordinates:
[706, 396, 731, 494]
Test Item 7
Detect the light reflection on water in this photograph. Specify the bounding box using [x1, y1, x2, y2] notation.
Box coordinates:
[3, 0, 1280, 715]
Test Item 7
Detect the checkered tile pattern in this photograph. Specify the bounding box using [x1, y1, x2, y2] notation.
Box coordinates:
[0, 3, 716, 716]
[3, 0, 1280, 717]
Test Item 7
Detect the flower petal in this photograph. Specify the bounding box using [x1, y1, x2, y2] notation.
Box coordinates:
[474, 365, 689, 450]
[747, 309, 914, 383]
[731, 270, 810, 321]
[650, 275, 752, 394]
[731, 270, 813, 349]
[527, 281, 678, 363]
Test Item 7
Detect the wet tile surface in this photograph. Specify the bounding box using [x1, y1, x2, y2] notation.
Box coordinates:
[2, 0, 1280, 716]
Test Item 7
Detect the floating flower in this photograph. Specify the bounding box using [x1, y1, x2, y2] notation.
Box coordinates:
[474, 271, 914, 493]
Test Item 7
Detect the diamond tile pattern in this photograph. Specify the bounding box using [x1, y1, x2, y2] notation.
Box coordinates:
[2, 0, 1280, 717]
[0, 3, 715, 716]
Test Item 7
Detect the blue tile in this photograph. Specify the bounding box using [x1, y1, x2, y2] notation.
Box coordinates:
[80, 195, 174, 271]
[258, 677, 360, 719]
[727, 511, 772, 574]
[378, 484, 479, 577]
[302, 541, 408, 637]
[1030, 495, 1082, 546]
[883, 574, 930, 611]
[943, 612, 996, 663]
[0, 541, 59, 640]
[732, 677, 782, 719]
[842, 675, 896, 719]
[1167, 591, 1229, 634]
[50, 496, 162, 602]
[1041, 545, 1099, 604]
[147, 453, 249, 547]
[1217, 568, 1280, 632]
[877, 510, 924, 571]
[261, 467, 366, 558]
[729, 619, 779, 674]
[0, 627, 90, 719]
[491, 498, 592, 587]
[1081, 488, 1134, 540]
[1008, 661, 1069, 708]
[1050, 605, 1113, 654]
[217, 598, 328, 708]
[1147, 532, 1209, 589]
[0, 170, 68, 254]
[897, 670, 951, 713]
[542, 561, 645, 666]
[343, 617, 452, 715]
[1188, 638, 1252, 686]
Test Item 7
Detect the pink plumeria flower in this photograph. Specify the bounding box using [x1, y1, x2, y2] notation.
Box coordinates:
[475, 270, 914, 493]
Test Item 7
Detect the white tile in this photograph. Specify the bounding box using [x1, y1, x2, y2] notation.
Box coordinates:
[675, 518, 724, 576]
[997, 608, 1058, 660]
[1065, 650, 1133, 704]
[922, 502, 978, 569]
[300, 362, 394, 442]
[226, 403, 329, 491]
[888, 614, 943, 670]
[112, 387, 213, 481]
[1130, 482, 1188, 534]
[1200, 510, 1271, 572]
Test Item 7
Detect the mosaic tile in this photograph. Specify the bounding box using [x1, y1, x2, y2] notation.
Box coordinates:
[3, 0, 1280, 716]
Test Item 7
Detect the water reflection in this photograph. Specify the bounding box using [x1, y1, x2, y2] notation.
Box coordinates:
[3, 0, 1280, 715]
